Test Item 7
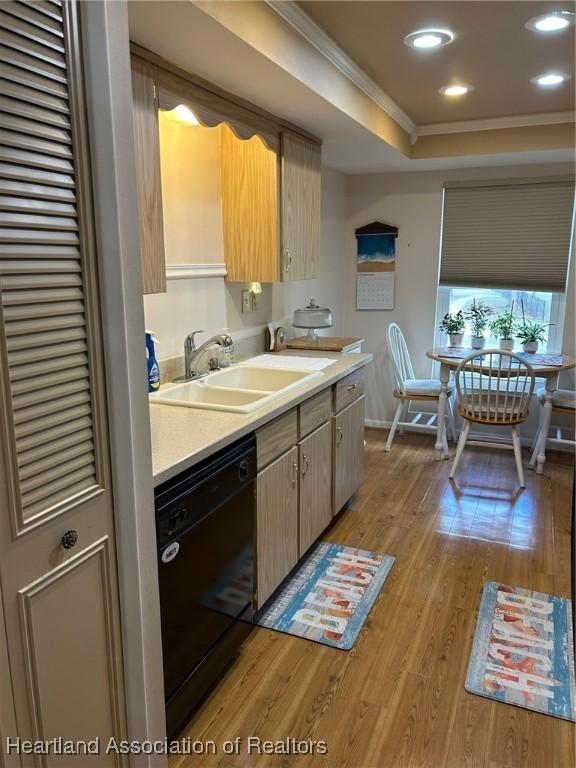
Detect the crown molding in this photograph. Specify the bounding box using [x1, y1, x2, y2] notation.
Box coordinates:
[415, 111, 576, 138]
[166, 263, 227, 280]
[265, 0, 415, 134]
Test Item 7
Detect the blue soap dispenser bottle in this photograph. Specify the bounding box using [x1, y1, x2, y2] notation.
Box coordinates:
[145, 330, 160, 393]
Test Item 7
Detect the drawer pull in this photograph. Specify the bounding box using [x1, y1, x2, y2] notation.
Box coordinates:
[337, 426, 343, 445]
[61, 529, 78, 550]
[301, 454, 309, 477]
[346, 383, 358, 391]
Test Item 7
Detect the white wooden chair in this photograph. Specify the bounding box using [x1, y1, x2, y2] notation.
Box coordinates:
[385, 322, 456, 452]
[450, 350, 535, 487]
[529, 388, 575, 466]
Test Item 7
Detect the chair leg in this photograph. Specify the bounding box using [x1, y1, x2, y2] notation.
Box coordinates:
[447, 396, 457, 442]
[511, 426, 525, 487]
[399, 401, 410, 434]
[530, 407, 543, 452]
[450, 420, 470, 479]
[529, 413, 545, 468]
[385, 401, 404, 452]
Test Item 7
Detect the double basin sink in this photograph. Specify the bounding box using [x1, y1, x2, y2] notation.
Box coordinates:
[149, 365, 324, 413]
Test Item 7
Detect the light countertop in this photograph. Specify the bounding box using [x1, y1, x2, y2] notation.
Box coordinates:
[150, 350, 372, 486]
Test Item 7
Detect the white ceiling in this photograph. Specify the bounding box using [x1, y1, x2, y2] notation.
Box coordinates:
[128, 1, 574, 173]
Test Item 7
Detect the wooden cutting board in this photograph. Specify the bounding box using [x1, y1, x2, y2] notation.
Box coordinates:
[286, 336, 364, 353]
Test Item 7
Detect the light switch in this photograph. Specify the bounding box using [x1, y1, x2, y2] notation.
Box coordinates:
[241, 290, 251, 313]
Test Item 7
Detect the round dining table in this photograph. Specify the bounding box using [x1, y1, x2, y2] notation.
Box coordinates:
[426, 347, 575, 474]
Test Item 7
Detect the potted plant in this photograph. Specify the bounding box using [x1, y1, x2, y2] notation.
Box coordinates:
[439, 311, 465, 347]
[516, 320, 551, 353]
[465, 300, 493, 349]
[490, 304, 517, 350]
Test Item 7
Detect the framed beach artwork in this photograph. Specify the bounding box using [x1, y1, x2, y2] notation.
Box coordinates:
[355, 221, 398, 310]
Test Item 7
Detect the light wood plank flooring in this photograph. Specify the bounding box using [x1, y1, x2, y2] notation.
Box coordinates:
[171, 430, 574, 768]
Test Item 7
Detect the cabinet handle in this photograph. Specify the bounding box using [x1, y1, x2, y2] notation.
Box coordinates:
[347, 383, 358, 391]
[292, 459, 299, 485]
[284, 249, 292, 274]
[61, 529, 78, 550]
[337, 426, 343, 445]
[301, 454, 309, 477]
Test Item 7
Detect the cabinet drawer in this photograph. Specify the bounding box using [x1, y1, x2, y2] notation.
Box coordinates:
[299, 388, 331, 439]
[333, 368, 366, 413]
[257, 408, 298, 469]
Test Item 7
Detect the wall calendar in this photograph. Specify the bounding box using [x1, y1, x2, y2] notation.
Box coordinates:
[355, 221, 398, 310]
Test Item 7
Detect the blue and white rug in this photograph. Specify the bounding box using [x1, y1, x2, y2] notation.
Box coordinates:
[466, 581, 576, 721]
[257, 542, 395, 650]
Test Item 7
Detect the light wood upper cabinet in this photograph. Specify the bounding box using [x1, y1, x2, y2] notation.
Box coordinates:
[280, 131, 321, 281]
[299, 422, 332, 555]
[220, 125, 279, 283]
[256, 447, 299, 607]
[333, 396, 366, 514]
[131, 57, 166, 294]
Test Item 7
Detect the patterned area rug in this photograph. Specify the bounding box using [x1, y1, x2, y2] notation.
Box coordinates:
[466, 581, 576, 721]
[257, 542, 395, 650]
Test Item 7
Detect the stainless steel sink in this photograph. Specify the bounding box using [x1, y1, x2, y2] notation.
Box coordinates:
[149, 365, 323, 413]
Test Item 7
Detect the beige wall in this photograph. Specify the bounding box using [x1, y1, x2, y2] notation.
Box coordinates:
[144, 165, 348, 359]
[343, 162, 575, 427]
[158, 117, 224, 265]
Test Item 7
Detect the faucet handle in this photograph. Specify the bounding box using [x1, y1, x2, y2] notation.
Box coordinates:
[186, 330, 204, 351]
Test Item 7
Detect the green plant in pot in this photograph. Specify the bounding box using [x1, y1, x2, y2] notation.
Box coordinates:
[465, 300, 493, 349]
[490, 304, 517, 351]
[439, 311, 465, 347]
[516, 321, 551, 354]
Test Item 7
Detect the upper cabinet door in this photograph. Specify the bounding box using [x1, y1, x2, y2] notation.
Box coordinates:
[280, 132, 321, 281]
[131, 57, 166, 294]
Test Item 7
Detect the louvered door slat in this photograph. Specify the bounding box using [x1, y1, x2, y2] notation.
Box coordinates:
[0, 114, 71, 145]
[0, 1, 106, 534]
[14, 401, 92, 440]
[5, 311, 84, 335]
[11, 365, 89, 395]
[2, 2, 64, 37]
[1, 28, 65, 70]
[9, 339, 86, 365]
[0, 161, 74, 187]
[21, 473, 95, 520]
[0, 258, 81, 273]
[18, 427, 93, 466]
[16, 414, 92, 453]
[0, 179, 75, 201]
[19, 439, 94, 481]
[12, 386, 91, 422]
[21, 461, 94, 506]
[0, 12, 65, 55]
[0, 130, 73, 160]
[6, 324, 85, 350]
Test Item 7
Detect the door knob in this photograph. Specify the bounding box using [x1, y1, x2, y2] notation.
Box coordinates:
[61, 530, 78, 550]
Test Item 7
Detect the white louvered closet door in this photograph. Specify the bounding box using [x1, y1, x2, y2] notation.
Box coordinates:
[0, 2, 128, 763]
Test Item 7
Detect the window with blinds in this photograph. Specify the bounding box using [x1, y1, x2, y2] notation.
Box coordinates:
[0, 0, 105, 532]
[439, 178, 574, 292]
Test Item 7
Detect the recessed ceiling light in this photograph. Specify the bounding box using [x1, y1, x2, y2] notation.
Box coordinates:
[439, 84, 474, 97]
[404, 29, 454, 50]
[526, 11, 574, 33]
[531, 72, 571, 87]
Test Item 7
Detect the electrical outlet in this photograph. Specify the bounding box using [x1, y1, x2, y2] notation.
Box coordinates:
[241, 290, 251, 314]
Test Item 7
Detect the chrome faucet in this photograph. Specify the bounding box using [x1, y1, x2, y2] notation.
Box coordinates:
[174, 331, 234, 382]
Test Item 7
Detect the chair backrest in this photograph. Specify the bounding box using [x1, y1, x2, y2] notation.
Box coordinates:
[387, 323, 415, 394]
[455, 349, 535, 425]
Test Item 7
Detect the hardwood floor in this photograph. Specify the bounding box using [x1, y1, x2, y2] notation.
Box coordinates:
[171, 430, 575, 768]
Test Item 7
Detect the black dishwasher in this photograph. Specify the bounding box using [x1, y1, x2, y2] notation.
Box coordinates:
[155, 434, 256, 738]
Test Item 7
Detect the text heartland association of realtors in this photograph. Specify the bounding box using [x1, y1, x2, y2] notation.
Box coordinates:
[5, 737, 329, 756]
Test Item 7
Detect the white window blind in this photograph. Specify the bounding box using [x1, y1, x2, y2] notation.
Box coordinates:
[440, 177, 574, 292]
